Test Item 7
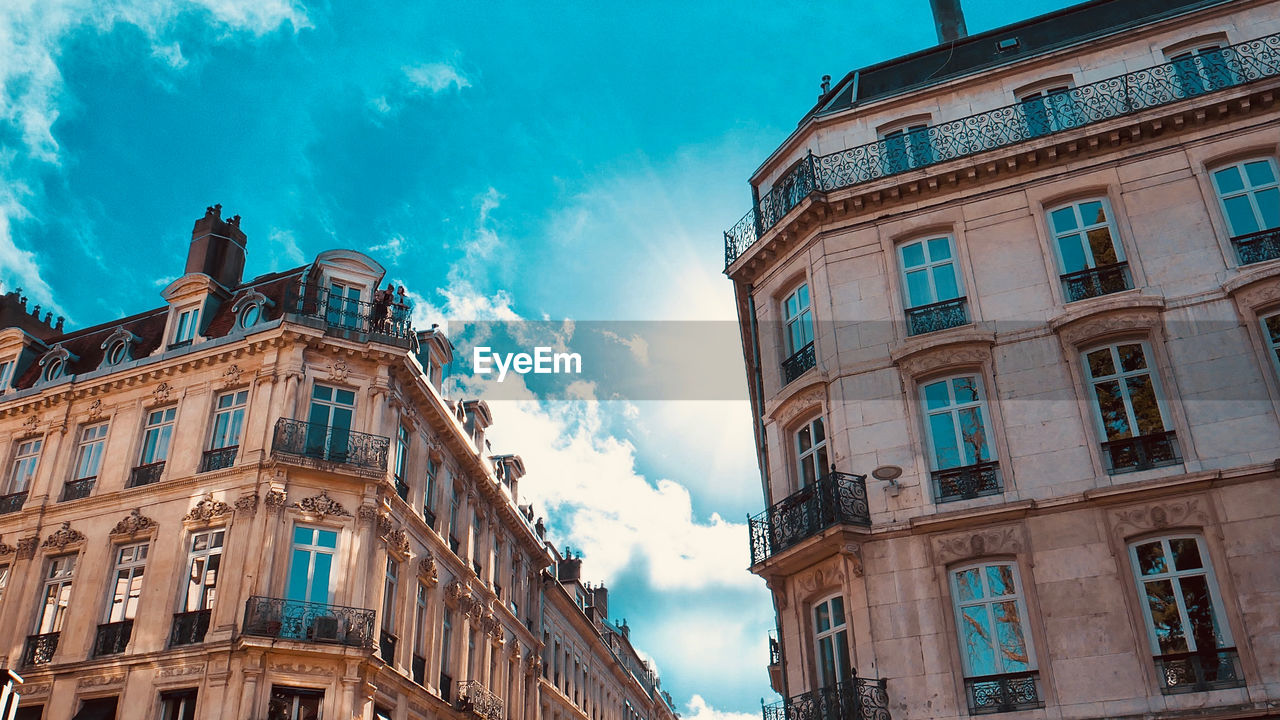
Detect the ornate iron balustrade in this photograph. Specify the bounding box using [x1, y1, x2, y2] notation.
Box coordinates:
[286, 282, 415, 347]
[1101, 431, 1181, 474]
[170, 609, 212, 647]
[22, 632, 59, 666]
[61, 477, 95, 502]
[380, 631, 398, 663]
[1155, 647, 1244, 694]
[128, 461, 166, 488]
[965, 671, 1042, 715]
[761, 674, 890, 720]
[1232, 227, 1280, 265]
[748, 471, 871, 566]
[724, 32, 1280, 267]
[0, 490, 28, 514]
[906, 297, 968, 336]
[457, 680, 504, 720]
[93, 620, 133, 656]
[242, 595, 375, 648]
[1061, 262, 1132, 302]
[271, 418, 390, 474]
[412, 654, 427, 685]
[782, 342, 817, 385]
[199, 446, 239, 473]
[931, 461, 1002, 504]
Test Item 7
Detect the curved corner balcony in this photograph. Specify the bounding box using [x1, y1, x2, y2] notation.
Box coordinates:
[724, 32, 1280, 268]
[748, 471, 870, 566]
[271, 418, 390, 476]
[762, 674, 890, 720]
[285, 282, 416, 349]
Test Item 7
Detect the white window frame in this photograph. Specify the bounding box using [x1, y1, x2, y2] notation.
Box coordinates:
[812, 594, 850, 688]
[36, 554, 77, 634]
[8, 437, 42, 493]
[73, 422, 109, 481]
[920, 374, 996, 471]
[1047, 198, 1126, 275]
[210, 390, 248, 450]
[1210, 157, 1280, 239]
[181, 529, 224, 613]
[172, 306, 200, 345]
[949, 560, 1038, 678]
[139, 406, 178, 465]
[783, 283, 814, 357]
[105, 542, 148, 623]
[1082, 341, 1173, 443]
[382, 557, 399, 633]
[1128, 534, 1233, 656]
[794, 416, 828, 488]
[898, 236, 964, 310]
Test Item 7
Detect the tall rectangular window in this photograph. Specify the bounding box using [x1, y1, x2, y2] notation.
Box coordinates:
[139, 407, 177, 465]
[922, 375, 1002, 503]
[287, 526, 337, 605]
[0, 562, 9, 604]
[424, 458, 439, 525]
[413, 582, 429, 684]
[1130, 535, 1243, 693]
[8, 438, 42, 493]
[781, 283, 816, 384]
[813, 595, 849, 688]
[306, 383, 356, 461]
[951, 562, 1041, 713]
[0, 358, 14, 393]
[795, 417, 828, 488]
[160, 690, 198, 720]
[172, 307, 200, 345]
[394, 425, 410, 500]
[381, 557, 400, 663]
[36, 555, 76, 634]
[448, 487, 461, 553]
[172, 529, 222, 647]
[900, 237, 967, 335]
[1263, 312, 1280, 378]
[441, 606, 455, 701]
[1049, 199, 1131, 301]
[1083, 342, 1180, 474]
[1212, 158, 1280, 264]
[72, 423, 109, 481]
[95, 542, 146, 656]
[210, 390, 248, 449]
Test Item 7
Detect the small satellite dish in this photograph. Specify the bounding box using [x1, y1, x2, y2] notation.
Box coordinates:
[871, 465, 902, 481]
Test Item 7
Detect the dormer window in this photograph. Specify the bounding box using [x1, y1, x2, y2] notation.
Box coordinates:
[231, 289, 273, 332]
[43, 358, 64, 382]
[239, 304, 261, 329]
[99, 327, 138, 368]
[172, 306, 200, 347]
[37, 345, 77, 385]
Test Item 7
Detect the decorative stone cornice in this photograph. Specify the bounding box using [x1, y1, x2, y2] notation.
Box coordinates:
[1049, 295, 1165, 348]
[42, 521, 86, 551]
[110, 509, 157, 537]
[234, 493, 260, 514]
[1109, 496, 1211, 537]
[185, 494, 232, 523]
[890, 328, 996, 380]
[931, 524, 1025, 565]
[265, 489, 287, 512]
[293, 490, 351, 518]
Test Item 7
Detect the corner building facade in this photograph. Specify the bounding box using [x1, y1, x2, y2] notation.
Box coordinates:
[0, 206, 677, 720]
[726, 1, 1280, 719]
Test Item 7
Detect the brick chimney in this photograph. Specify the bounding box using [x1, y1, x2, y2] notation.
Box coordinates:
[186, 204, 247, 289]
[929, 0, 968, 43]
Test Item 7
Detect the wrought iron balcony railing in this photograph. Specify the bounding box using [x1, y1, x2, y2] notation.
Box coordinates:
[286, 282, 415, 347]
[271, 418, 390, 474]
[61, 477, 95, 502]
[457, 680, 504, 720]
[965, 671, 1042, 715]
[1101, 431, 1181, 474]
[93, 620, 133, 657]
[380, 631, 398, 663]
[242, 595, 375, 648]
[395, 478, 410, 501]
[170, 609, 212, 647]
[22, 632, 58, 667]
[0, 491, 28, 514]
[128, 461, 165, 488]
[748, 471, 871, 566]
[782, 342, 817, 385]
[1155, 647, 1244, 694]
[1061, 262, 1133, 302]
[762, 674, 889, 720]
[931, 461, 1002, 504]
[1232, 227, 1280, 265]
[412, 654, 427, 685]
[724, 32, 1280, 267]
[423, 506, 438, 529]
[906, 297, 968, 336]
[199, 446, 239, 473]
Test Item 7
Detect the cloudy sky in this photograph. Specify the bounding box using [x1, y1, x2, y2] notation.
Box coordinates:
[1, 0, 1077, 714]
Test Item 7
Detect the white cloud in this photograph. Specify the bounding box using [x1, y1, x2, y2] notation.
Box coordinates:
[403, 61, 471, 94]
[369, 233, 407, 263]
[268, 228, 305, 266]
[600, 329, 650, 366]
[685, 695, 763, 720]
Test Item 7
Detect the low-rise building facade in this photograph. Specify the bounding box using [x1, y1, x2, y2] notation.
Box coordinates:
[726, 1, 1280, 719]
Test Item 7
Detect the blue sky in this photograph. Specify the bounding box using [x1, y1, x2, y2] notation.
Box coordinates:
[1, 0, 1078, 714]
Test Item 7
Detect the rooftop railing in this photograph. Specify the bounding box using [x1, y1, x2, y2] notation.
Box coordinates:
[748, 470, 870, 566]
[725, 32, 1280, 267]
[286, 282, 415, 348]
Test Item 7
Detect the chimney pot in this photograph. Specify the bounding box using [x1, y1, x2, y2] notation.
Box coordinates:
[187, 203, 247, 289]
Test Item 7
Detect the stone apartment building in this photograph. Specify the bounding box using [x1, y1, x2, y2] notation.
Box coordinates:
[725, 0, 1280, 719]
[0, 205, 677, 720]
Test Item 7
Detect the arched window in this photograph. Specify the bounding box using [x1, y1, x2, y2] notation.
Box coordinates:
[920, 374, 1001, 503]
[1047, 198, 1131, 301]
[1210, 157, 1280, 264]
[1082, 341, 1180, 474]
[950, 561, 1041, 713]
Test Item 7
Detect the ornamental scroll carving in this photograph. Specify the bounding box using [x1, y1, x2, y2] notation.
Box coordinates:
[221, 364, 243, 388]
[87, 398, 104, 421]
[234, 493, 260, 514]
[1050, 299, 1164, 349]
[42, 521, 85, 550]
[293, 490, 351, 518]
[153, 382, 173, 404]
[932, 524, 1025, 565]
[773, 384, 826, 427]
[327, 359, 351, 381]
[185, 494, 232, 523]
[17, 536, 39, 559]
[893, 340, 994, 381]
[418, 552, 439, 583]
[1110, 497, 1210, 537]
[384, 527, 410, 556]
[110, 509, 157, 536]
[265, 489, 287, 511]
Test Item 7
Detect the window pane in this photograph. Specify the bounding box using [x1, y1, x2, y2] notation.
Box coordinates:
[958, 407, 989, 464]
[1179, 574, 1223, 651]
[956, 568, 982, 601]
[952, 377, 979, 403]
[1264, 315, 1280, 343]
[929, 412, 961, 469]
[797, 425, 812, 453]
[293, 526, 311, 545]
[932, 264, 959, 301]
[1080, 201, 1106, 225]
[831, 597, 845, 626]
[993, 600, 1031, 672]
[800, 456, 815, 486]
[797, 284, 810, 308]
[961, 606, 996, 674]
[1136, 541, 1168, 575]
[1057, 233, 1088, 273]
[901, 242, 925, 268]
[1094, 380, 1132, 440]
[1086, 348, 1115, 378]
[1170, 538, 1203, 571]
[1244, 160, 1276, 186]
[1087, 228, 1119, 265]
[815, 602, 830, 632]
[784, 293, 798, 319]
[923, 380, 950, 410]
[812, 418, 826, 444]
[818, 636, 836, 685]
[1257, 187, 1280, 230]
[1125, 375, 1164, 436]
[1213, 166, 1244, 194]
[905, 269, 932, 307]
[927, 237, 951, 261]
[287, 549, 310, 601]
[986, 565, 1014, 597]
[312, 552, 332, 603]
[1223, 194, 1260, 236]
[1144, 578, 1188, 653]
[1117, 344, 1147, 372]
[1050, 206, 1078, 233]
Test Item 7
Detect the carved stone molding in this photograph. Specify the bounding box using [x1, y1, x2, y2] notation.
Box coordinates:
[16, 536, 38, 559]
[270, 662, 332, 676]
[153, 381, 173, 404]
[1224, 262, 1280, 310]
[21, 414, 39, 435]
[328, 358, 351, 381]
[839, 542, 864, 577]
[0, 541, 11, 556]
[1109, 496, 1211, 537]
[445, 580, 469, 606]
[110, 508, 157, 537]
[376, 514, 393, 537]
[265, 489, 287, 512]
[418, 552, 439, 584]
[157, 663, 206, 679]
[384, 527, 410, 557]
[357, 505, 380, 523]
[771, 383, 826, 427]
[19, 683, 50, 697]
[293, 490, 350, 518]
[86, 398, 104, 421]
[1049, 297, 1165, 348]
[932, 524, 1025, 565]
[796, 563, 844, 598]
[221, 364, 244, 388]
[42, 521, 85, 551]
[891, 333, 995, 380]
[185, 494, 232, 523]
[77, 674, 124, 688]
[526, 653, 543, 676]
[234, 493, 260, 514]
